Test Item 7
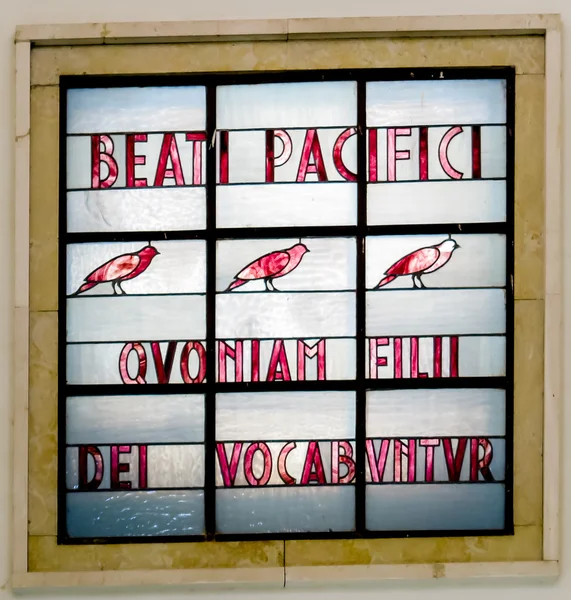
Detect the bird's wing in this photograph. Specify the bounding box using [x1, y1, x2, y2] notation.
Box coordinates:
[235, 251, 290, 280]
[85, 253, 141, 283]
[385, 247, 440, 276]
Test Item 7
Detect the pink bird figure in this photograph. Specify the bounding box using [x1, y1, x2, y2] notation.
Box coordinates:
[376, 238, 460, 289]
[226, 243, 310, 292]
[71, 244, 160, 296]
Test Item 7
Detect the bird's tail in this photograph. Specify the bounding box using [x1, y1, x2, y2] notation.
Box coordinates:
[71, 281, 98, 296]
[376, 275, 397, 288]
[225, 279, 247, 292]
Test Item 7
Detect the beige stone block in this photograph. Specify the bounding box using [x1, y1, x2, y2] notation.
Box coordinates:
[513, 300, 544, 526]
[31, 42, 289, 86]
[30, 86, 59, 312]
[285, 36, 544, 73]
[28, 311, 58, 536]
[285, 526, 541, 567]
[515, 75, 545, 301]
[30, 536, 284, 572]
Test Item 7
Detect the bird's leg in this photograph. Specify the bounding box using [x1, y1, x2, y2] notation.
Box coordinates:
[111, 281, 118, 295]
[267, 279, 278, 292]
[418, 275, 427, 289]
[264, 278, 271, 292]
[117, 281, 126, 295]
[412, 275, 419, 289]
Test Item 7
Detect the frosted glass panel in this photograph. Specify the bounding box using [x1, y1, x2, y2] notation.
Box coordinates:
[367, 389, 506, 437]
[217, 238, 355, 292]
[366, 484, 505, 531]
[67, 188, 206, 233]
[67, 490, 204, 538]
[367, 180, 506, 225]
[481, 126, 507, 178]
[147, 445, 204, 488]
[366, 234, 505, 289]
[217, 183, 357, 228]
[366, 289, 506, 336]
[217, 391, 355, 440]
[66, 395, 204, 443]
[368, 335, 506, 379]
[67, 86, 206, 133]
[217, 292, 355, 338]
[67, 240, 205, 296]
[367, 80, 506, 127]
[215, 338, 355, 383]
[67, 341, 207, 385]
[67, 295, 206, 342]
[218, 81, 357, 129]
[216, 487, 355, 533]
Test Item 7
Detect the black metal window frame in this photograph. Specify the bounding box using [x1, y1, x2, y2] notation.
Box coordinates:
[58, 66, 515, 544]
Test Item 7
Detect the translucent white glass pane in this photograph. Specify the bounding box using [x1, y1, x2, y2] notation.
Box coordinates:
[217, 292, 355, 339]
[365, 438, 505, 483]
[481, 126, 507, 178]
[217, 183, 357, 228]
[217, 238, 355, 292]
[367, 80, 506, 127]
[67, 133, 205, 190]
[368, 335, 506, 379]
[67, 295, 205, 342]
[216, 487, 355, 533]
[218, 81, 357, 129]
[366, 289, 506, 336]
[367, 389, 506, 437]
[66, 490, 204, 538]
[366, 234, 505, 289]
[217, 391, 355, 440]
[367, 180, 506, 225]
[67, 87, 206, 133]
[366, 484, 505, 531]
[215, 338, 355, 383]
[215, 440, 356, 487]
[67, 240, 205, 296]
[67, 341, 207, 385]
[147, 445, 204, 488]
[66, 395, 204, 444]
[68, 188, 206, 233]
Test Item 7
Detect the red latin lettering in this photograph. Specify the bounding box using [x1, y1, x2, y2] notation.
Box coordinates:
[218, 340, 243, 383]
[185, 132, 207, 185]
[420, 439, 440, 482]
[138, 445, 148, 489]
[154, 133, 185, 186]
[243, 443, 272, 486]
[387, 127, 411, 181]
[365, 438, 390, 483]
[433, 337, 443, 378]
[219, 130, 229, 184]
[78, 445, 104, 491]
[126, 133, 148, 187]
[180, 341, 206, 384]
[300, 441, 326, 484]
[369, 337, 389, 379]
[472, 125, 481, 179]
[91, 135, 118, 189]
[151, 341, 177, 384]
[251, 339, 260, 382]
[410, 337, 429, 378]
[266, 340, 292, 382]
[394, 439, 416, 482]
[419, 126, 429, 180]
[368, 128, 378, 182]
[278, 442, 297, 485]
[216, 443, 243, 487]
[119, 342, 147, 384]
[439, 126, 464, 179]
[333, 127, 357, 181]
[331, 441, 356, 484]
[111, 445, 132, 490]
[470, 438, 495, 482]
[296, 129, 328, 182]
[297, 339, 326, 381]
[394, 337, 403, 378]
[450, 336, 459, 377]
[443, 438, 468, 481]
[266, 129, 292, 182]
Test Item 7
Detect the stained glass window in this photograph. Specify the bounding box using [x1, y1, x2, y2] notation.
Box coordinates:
[60, 69, 513, 542]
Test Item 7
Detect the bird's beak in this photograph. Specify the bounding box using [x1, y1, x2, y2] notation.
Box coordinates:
[455, 244, 461, 249]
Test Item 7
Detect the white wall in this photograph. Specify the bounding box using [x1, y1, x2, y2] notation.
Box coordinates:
[1, 0, 568, 598]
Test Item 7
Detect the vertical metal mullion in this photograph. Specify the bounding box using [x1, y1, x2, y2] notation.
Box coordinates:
[205, 84, 217, 539]
[58, 82, 69, 542]
[504, 69, 516, 534]
[355, 79, 367, 534]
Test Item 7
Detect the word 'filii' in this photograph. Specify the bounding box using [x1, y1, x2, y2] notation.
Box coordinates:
[86, 125, 490, 188]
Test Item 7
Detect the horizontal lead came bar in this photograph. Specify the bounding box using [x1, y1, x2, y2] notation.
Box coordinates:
[366, 79, 506, 127]
[67, 86, 206, 134]
[66, 395, 205, 444]
[367, 180, 506, 226]
[67, 295, 206, 342]
[67, 188, 207, 233]
[365, 483, 505, 531]
[66, 240, 206, 296]
[216, 486, 355, 534]
[216, 183, 357, 228]
[66, 490, 205, 538]
[367, 389, 506, 437]
[217, 391, 356, 441]
[366, 289, 506, 337]
[217, 292, 356, 339]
